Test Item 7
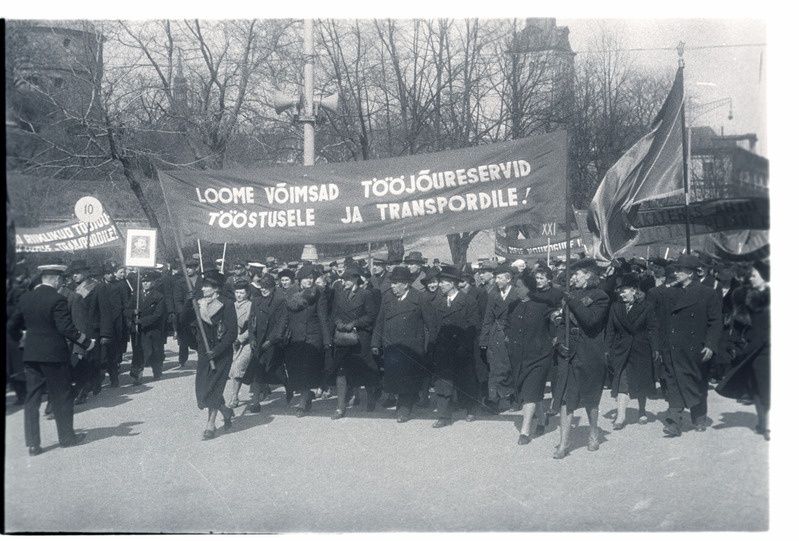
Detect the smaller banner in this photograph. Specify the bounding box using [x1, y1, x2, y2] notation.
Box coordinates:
[632, 197, 769, 233]
[14, 211, 124, 253]
[495, 218, 587, 259]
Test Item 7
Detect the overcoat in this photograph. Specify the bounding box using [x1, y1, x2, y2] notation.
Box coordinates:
[284, 285, 331, 390]
[605, 299, 658, 399]
[330, 284, 379, 387]
[244, 292, 288, 385]
[478, 285, 521, 400]
[507, 286, 562, 403]
[430, 290, 480, 398]
[98, 279, 128, 344]
[660, 280, 722, 410]
[186, 295, 237, 409]
[229, 299, 253, 379]
[551, 285, 609, 412]
[371, 287, 435, 395]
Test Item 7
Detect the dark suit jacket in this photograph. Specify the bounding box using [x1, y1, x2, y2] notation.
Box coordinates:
[431, 291, 480, 376]
[249, 292, 288, 370]
[7, 284, 90, 364]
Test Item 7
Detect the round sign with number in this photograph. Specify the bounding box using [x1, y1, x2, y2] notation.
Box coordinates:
[74, 196, 103, 223]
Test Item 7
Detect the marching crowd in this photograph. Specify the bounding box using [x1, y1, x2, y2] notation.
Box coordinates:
[6, 247, 770, 458]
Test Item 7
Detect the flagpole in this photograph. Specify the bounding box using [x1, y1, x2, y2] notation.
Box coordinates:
[564, 134, 572, 353]
[678, 42, 691, 254]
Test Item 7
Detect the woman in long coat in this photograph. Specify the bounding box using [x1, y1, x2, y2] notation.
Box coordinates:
[605, 274, 659, 429]
[227, 280, 253, 408]
[508, 267, 562, 444]
[329, 265, 379, 418]
[716, 261, 770, 439]
[551, 259, 610, 458]
[187, 270, 237, 440]
[285, 265, 332, 416]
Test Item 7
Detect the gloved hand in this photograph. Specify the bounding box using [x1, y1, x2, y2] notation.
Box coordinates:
[100, 337, 111, 346]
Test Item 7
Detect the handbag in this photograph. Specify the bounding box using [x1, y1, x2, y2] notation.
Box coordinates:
[333, 328, 359, 347]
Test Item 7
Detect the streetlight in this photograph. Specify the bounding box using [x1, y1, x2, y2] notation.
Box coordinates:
[273, 19, 339, 263]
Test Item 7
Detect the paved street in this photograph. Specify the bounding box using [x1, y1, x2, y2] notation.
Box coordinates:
[5, 337, 770, 533]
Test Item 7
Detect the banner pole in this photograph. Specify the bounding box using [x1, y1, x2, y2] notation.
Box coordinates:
[197, 239, 205, 274]
[678, 46, 691, 254]
[221, 242, 227, 274]
[564, 145, 572, 352]
[156, 172, 215, 371]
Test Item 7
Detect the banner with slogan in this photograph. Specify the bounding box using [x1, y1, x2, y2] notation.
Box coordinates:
[495, 218, 587, 259]
[631, 197, 769, 232]
[15, 211, 124, 253]
[158, 132, 568, 245]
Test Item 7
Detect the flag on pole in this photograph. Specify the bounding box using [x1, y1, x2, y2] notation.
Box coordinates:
[587, 67, 685, 261]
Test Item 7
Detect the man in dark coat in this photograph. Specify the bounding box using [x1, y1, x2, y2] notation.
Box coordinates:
[660, 254, 722, 436]
[371, 266, 436, 423]
[244, 274, 289, 413]
[98, 262, 127, 387]
[430, 266, 481, 427]
[125, 271, 166, 384]
[173, 259, 202, 366]
[478, 264, 521, 412]
[7, 263, 95, 455]
[70, 264, 104, 403]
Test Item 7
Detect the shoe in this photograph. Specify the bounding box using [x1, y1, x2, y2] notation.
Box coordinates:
[74, 393, 88, 405]
[382, 397, 397, 409]
[508, 400, 522, 412]
[465, 414, 477, 422]
[222, 409, 234, 431]
[131, 373, 142, 386]
[694, 417, 710, 432]
[638, 415, 648, 425]
[588, 432, 600, 451]
[296, 408, 309, 418]
[331, 409, 345, 420]
[535, 424, 546, 436]
[397, 414, 410, 423]
[202, 429, 215, 441]
[416, 396, 430, 408]
[61, 432, 87, 448]
[285, 388, 294, 404]
[695, 424, 706, 432]
[662, 421, 682, 438]
[432, 419, 452, 428]
[482, 400, 500, 415]
[517, 434, 532, 445]
[763, 429, 771, 441]
[245, 403, 261, 414]
[230, 397, 240, 408]
[613, 421, 625, 430]
[152, 374, 162, 381]
[28, 445, 43, 456]
[366, 399, 376, 412]
[348, 394, 361, 407]
[552, 443, 571, 459]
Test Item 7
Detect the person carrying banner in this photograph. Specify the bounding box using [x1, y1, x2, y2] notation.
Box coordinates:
[659, 254, 722, 437]
[550, 258, 610, 458]
[125, 271, 167, 384]
[7, 263, 95, 456]
[186, 269, 237, 440]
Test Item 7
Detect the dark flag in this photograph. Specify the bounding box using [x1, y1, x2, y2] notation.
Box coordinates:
[587, 67, 686, 261]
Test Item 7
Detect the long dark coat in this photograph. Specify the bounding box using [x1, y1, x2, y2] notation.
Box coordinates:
[331, 284, 380, 387]
[479, 285, 521, 400]
[430, 290, 480, 398]
[507, 287, 562, 403]
[552, 285, 610, 412]
[174, 273, 202, 350]
[605, 299, 658, 399]
[186, 296, 237, 409]
[98, 279, 127, 343]
[244, 292, 288, 386]
[371, 287, 435, 395]
[660, 280, 722, 410]
[284, 285, 331, 390]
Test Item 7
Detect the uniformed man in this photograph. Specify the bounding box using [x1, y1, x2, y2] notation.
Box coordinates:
[125, 270, 166, 384]
[7, 263, 95, 455]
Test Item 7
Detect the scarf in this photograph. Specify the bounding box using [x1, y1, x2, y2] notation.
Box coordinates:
[197, 296, 224, 325]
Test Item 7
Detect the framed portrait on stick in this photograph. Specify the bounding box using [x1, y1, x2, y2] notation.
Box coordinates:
[125, 228, 158, 268]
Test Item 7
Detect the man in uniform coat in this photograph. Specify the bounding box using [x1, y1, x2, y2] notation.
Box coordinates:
[125, 271, 167, 384]
[660, 253, 722, 436]
[371, 266, 436, 423]
[71, 265, 104, 403]
[244, 274, 289, 413]
[7, 263, 95, 455]
[430, 266, 481, 427]
[98, 261, 127, 387]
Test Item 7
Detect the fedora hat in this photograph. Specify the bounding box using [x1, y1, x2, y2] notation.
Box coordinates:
[438, 265, 462, 283]
[67, 259, 90, 274]
[201, 269, 226, 288]
[404, 251, 425, 265]
[674, 253, 701, 271]
[388, 266, 413, 283]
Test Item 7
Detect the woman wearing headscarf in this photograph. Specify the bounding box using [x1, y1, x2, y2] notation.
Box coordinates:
[329, 265, 380, 418]
[716, 260, 770, 440]
[550, 259, 610, 458]
[509, 266, 562, 445]
[187, 270, 237, 440]
[605, 274, 659, 429]
[285, 265, 332, 416]
[227, 279, 253, 408]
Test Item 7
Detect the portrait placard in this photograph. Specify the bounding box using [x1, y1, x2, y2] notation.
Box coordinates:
[125, 228, 157, 268]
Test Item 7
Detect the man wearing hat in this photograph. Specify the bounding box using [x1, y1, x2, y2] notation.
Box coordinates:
[429, 265, 481, 426]
[369, 258, 388, 291]
[7, 263, 95, 455]
[659, 253, 722, 437]
[478, 264, 521, 413]
[125, 270, 167, 384]
[70, 265, 105, 404]
[98, 261, 127, 388]
[225, 261, 249, 289]
[243, 273, 289, 413]
[173, 257, 202, 366]
[476, 260, 497, 294]
[371, 265, 436, 423]
[404, 251, 427, 291]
